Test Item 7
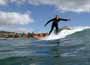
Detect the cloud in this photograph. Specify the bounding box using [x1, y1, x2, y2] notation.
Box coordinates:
[0, 0, 7, 5]
[55, 0, 90, 12]
[0, 11, 33, 25]
[27, 0, 90, 12]
[1, 0, 89, 13]
[0, 0, 90, 12]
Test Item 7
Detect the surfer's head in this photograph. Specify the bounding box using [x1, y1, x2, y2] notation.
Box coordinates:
[55, 15, 60, 19]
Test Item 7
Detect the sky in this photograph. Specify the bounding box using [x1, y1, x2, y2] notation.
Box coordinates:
[0, 0, 90, 33]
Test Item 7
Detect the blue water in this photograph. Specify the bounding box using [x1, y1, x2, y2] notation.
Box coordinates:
[0, 29, 90, 65]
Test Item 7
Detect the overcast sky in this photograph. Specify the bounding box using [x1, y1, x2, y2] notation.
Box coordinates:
[0, 0, 90, 33]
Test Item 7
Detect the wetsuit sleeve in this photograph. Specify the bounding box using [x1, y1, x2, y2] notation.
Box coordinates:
[44, 18, 54, 26]
[60, 18, 70, 21]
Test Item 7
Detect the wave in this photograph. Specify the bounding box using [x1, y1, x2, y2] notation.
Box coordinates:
[43, 26, 90, 40]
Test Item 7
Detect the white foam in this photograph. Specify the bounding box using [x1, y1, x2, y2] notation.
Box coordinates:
[43, 26, 90, 40]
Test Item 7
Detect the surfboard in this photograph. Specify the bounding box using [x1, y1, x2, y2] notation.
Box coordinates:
[35, 26, 72, 40]
[54, 26, 72, 34]
[37, 26, 71, 40]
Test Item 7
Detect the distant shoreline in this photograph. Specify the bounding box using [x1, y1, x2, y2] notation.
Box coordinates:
[0, 31, 48, 40]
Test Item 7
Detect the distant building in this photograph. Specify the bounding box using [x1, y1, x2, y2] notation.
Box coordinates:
[0, 31, 15, 38]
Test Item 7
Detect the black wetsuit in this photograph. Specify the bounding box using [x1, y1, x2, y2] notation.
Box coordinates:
[45, 18, 69, 35]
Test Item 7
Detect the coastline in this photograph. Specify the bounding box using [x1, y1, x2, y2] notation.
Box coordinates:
[0, 31, 48, 40]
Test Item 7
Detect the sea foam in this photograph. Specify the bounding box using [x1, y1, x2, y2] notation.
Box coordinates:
[43, 26, 90, 40]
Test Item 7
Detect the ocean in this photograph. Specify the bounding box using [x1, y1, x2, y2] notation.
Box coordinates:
[0, 27, 90, 65]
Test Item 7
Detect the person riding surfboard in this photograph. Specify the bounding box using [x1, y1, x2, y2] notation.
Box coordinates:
[44, 15, 70, 35]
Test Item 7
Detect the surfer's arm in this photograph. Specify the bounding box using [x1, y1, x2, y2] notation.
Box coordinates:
[44, 18, 54, 27]
[60, 18, 70, 21]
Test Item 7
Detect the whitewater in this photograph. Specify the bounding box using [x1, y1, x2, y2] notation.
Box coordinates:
[43, 26, 90, 40]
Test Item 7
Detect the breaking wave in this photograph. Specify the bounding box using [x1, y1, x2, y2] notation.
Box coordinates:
[43, 26, 90, 40]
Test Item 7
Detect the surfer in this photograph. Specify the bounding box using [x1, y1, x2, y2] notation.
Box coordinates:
[44, 15, 70, 35]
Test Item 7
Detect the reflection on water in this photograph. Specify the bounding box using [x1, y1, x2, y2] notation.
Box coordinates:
[0, 39, 62, 65]
[0, 38, 89, 65]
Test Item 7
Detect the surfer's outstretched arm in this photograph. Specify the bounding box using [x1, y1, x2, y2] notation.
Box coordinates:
[44, 18, 54, 27]
[60, 18, 70, 21]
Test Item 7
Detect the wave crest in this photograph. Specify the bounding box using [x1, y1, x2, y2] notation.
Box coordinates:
[43, 26, 90, 40]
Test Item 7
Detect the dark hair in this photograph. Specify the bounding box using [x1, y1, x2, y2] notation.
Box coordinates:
[56, 15, 59, 17]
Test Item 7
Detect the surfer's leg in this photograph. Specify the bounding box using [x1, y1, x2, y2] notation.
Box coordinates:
[55, 24, 59, 34]
[49, 24, 54, 35]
